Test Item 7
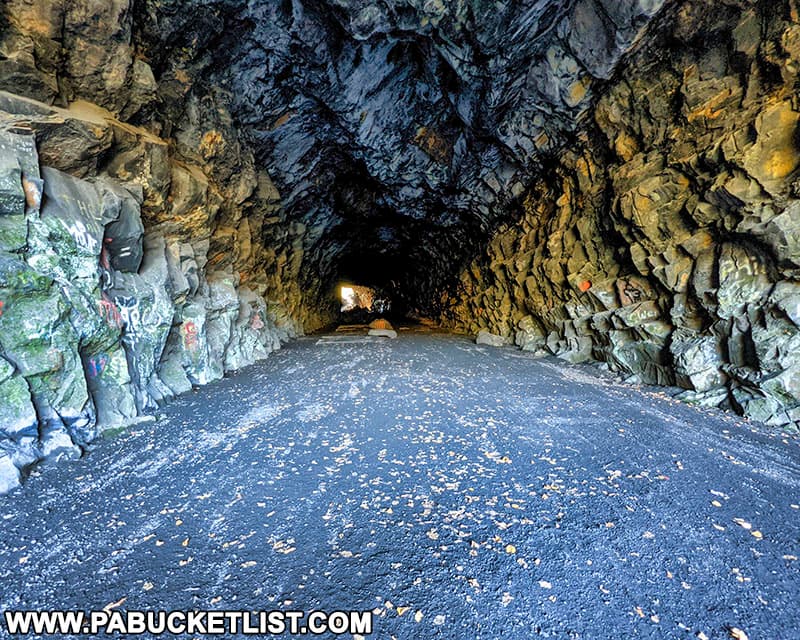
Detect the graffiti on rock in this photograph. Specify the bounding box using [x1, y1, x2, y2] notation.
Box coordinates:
[98, 295, 122, 329]
[116, 296, 141, 338]
[87, 353, 109, 378]
[182, 320, 199, 352]
[63, 218, 99, 253]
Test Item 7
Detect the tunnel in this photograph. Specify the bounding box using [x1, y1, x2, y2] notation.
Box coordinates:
[0, 0, 799, 637]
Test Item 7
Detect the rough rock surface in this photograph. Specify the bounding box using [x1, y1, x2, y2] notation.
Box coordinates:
[1, 0, 800, 491]
[476, 330, 511, 348]
[128, 0, 667, 296]
[0, 14, 335, 489]
[437, 0, 800, 430]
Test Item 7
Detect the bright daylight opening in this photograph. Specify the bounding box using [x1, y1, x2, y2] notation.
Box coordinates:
[339, 284, 382, 313]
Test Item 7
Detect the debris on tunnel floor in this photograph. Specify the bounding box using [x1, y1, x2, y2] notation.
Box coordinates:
[1, 0, 800, 492]
[1, 0, 800, 637]
[1, 335, 799, 639]
[368, 318, 398, 339]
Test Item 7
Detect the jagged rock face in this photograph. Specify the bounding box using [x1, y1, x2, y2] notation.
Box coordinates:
[133, 0, 666, 292]
[439, 0, 800, 429]
[1, 0, 799, 492]
[0, 1, 336, 491]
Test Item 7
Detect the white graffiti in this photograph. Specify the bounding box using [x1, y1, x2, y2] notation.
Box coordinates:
[63, 219, 98, 252]
[116, 296, 141, 339]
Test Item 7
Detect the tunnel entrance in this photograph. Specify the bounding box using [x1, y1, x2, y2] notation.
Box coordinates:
[339, 284, 391, 315]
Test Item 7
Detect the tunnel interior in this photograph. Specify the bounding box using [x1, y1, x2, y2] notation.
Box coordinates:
[1, 0, 800, 491]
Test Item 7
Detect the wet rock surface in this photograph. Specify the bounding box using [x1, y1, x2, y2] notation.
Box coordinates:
[1, 334, 798, 638]
[439, 0, 800, 430]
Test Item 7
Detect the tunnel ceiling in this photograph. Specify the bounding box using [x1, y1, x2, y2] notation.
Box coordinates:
[133, 0, 666, 292]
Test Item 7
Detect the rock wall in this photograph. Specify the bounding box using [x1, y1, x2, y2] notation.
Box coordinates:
[3, 0, 799, 493]
[0, 1, 336, 492]
[438, 0, 800, 430]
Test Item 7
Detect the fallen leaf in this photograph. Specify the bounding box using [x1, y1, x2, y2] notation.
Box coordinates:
[396, 607, 409, 616]
[728, 628, 748, 640]
[733, 518, 752, 530]
[414, 611, 424, 623]
[240, 561, 257, 568]
[505, 544, 517, 554]
[538, 580, 552, 589]
[142, 582, 154, 591]
[750, 530, 763, 540]
[103, 597, 127, 613]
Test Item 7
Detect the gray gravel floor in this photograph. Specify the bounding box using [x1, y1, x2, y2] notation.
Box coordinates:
[1, 331, 799, 639]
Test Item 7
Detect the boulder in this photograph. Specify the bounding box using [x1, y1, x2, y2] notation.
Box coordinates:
[476, 330, 510, 347]
[716, 243, 772, 319]
[0, 454, 21, 495]
[671, 333, 724, 392]
[515, 315, 546, 352]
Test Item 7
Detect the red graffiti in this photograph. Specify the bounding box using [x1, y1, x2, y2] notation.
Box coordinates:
[0, 300, 4, 318]
[99, 237, 113, 271]
[98, 296, 122, 329]
[182, 320, 199, 351]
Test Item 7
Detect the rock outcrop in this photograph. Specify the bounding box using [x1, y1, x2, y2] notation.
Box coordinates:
[0, 0, 338, 491]
[437, 0, 800, 430]
[130, 0, 669, 297]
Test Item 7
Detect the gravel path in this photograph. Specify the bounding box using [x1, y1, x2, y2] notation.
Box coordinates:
[1, 331, 799, 639]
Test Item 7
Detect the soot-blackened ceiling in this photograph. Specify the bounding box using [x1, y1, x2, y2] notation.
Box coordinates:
[136, 0, 667, 293]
